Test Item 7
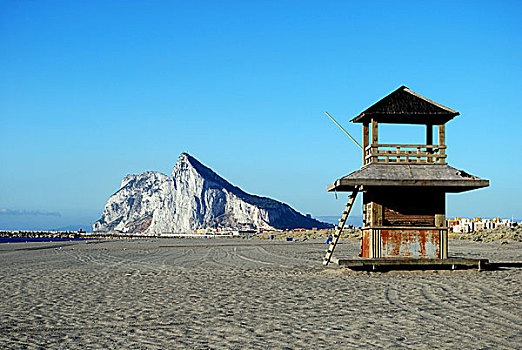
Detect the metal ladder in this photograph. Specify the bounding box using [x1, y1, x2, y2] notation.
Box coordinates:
[323, 186, 360, 266]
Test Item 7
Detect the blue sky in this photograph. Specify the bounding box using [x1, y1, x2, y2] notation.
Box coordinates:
[1, 1, 521, 230]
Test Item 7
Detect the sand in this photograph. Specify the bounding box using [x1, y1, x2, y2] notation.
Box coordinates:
[1, 237, 521, 349]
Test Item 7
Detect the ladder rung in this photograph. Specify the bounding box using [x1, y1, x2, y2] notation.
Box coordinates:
[324, 189, 360, 266]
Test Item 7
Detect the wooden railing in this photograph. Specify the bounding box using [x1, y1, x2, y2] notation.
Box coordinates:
[365, 144, 446, 165]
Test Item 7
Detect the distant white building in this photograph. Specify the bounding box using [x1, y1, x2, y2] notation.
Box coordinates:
[448, 217, 517, 233]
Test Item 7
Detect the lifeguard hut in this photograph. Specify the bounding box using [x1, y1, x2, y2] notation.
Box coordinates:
[323, 86, 489, 269]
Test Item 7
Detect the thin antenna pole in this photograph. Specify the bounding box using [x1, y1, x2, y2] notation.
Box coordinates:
[324, 112, 363, 149]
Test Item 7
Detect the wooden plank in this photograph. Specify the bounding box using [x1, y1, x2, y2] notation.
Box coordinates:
[366, 226, 448, 230]
[379, 150, 443, 155]
[435, 214, 445, 227]
[334, 258, 489, 269]
[371, 202, 378, 226]
[426, 124, 434, 163]
[438, 124, 446, 164]
[369, 152, 447, 157]
[363, 123, 369, 165]
[372, 144, 446, 148]
[371, 119, 378, 145]
[335, 258, 489, 265]
[438, 124, 445, 146]
[376, 187, 444, 227]
[384, 208, 435, 226]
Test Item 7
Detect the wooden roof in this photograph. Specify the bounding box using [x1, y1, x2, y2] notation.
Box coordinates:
[327, 163, 489, 193]
[350, 86, 459, 124]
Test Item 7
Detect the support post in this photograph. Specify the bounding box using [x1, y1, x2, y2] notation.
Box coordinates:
[438, 124, 446, 164]
[426, 124, 433, 145]
[426, 124, 433, 162]
[371, 119, 378, 163]
[372, 202, 383, 226]
[371, 119, 378, 145]
[435, 214, 445, 227]
[440, 229, 448, 259]
[363, 123, 369, 165]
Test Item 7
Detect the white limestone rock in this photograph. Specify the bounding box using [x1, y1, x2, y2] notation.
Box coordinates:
[93, 153, 330, 234]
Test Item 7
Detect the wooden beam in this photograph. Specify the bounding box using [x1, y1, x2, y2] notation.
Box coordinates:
[363, 123, 369, 165]
[362, 192, 369, 228]
[435, 214, 445, 227]
[426, 124, 433, 161]
[438, 124, 445, 146]
[376, 203, 383, 226]
[368, 151, 447, 157]
[371, 119, 378, 145]
[324, 112, 362, 149]
[438, 124, 446, 164]
[333, 257, 488, 270]
[371, 144, 445, 148]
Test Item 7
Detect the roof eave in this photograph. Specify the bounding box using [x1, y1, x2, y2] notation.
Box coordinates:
[350, 112, 460, 124]
[327, 179, 489, 193]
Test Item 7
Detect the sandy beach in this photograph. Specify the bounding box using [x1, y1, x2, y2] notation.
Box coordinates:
[1, 237, 521, 349]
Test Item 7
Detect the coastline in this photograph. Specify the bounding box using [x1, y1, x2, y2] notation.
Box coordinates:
[2, 225, 521, 243]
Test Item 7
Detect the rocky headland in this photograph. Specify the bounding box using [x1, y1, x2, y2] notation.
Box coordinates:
[93, 153, 330, 234]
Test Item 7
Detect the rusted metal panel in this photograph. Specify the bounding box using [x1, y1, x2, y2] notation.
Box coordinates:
[380, 229, 440, 259]
[361, 229, 370, 258]
[361, 228, 444, 259]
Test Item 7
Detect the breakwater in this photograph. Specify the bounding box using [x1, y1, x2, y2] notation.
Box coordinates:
[0, 231, 244, 240]
[0, 230, 161, 240]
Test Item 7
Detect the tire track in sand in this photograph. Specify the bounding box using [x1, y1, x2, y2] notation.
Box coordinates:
[422, 282, 522, 330]
[384, 282, 519, 349]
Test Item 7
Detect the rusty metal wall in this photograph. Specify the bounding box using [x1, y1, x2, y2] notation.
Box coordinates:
[381, 229, 440, 258]
[361, 230, 370, 258]
[361, 228, 442, 259]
